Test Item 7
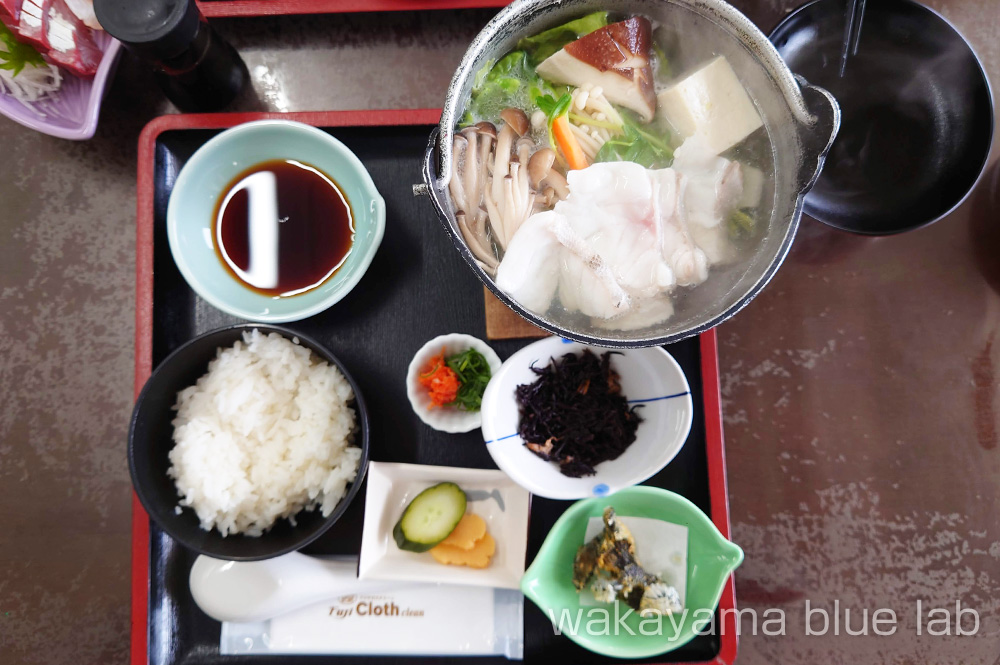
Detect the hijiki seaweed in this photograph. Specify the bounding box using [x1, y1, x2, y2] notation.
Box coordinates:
[514, 350, 642, 477]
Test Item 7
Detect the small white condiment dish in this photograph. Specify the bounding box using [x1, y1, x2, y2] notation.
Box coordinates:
[480, 336, 693, 500]
[358, 462, 531, 589]
[406, 334, 502, 433]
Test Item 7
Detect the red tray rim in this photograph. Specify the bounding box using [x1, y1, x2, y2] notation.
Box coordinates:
[132, 108, 738, 665]
[195, 0, 507, 18]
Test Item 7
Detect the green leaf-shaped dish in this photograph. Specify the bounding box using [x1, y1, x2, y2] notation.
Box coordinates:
[521, 486, 744, 659]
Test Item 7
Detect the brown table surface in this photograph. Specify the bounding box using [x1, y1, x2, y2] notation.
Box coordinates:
[1, 2, 997, 664]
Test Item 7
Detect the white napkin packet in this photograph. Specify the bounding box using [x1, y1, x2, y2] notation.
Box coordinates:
[221, 584, 523, 659]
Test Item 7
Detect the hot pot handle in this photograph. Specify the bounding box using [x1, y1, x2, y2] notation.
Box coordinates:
[795, 77, 841, 192]
[415, 127, 447, 203]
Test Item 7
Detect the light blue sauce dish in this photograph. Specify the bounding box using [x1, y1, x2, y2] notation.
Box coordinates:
[167, 120, 386, 323]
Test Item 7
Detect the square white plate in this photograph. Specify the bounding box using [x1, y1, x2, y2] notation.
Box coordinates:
[359, 462, 531, 589]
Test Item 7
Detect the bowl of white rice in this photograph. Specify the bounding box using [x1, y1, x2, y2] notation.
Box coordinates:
[129, 324, 369, 561]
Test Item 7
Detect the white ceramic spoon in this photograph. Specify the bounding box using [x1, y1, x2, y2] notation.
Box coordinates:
[189, 552, 415, 623]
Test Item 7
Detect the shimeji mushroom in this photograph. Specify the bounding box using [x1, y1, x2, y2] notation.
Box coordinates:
[450, 123, 500, 272]
[450, 107, 568, 268]
[456, 210, 498, 272]
[528, 147, 570, 207]
[486, 108, 537, 249]
[503, 137, 536, 239]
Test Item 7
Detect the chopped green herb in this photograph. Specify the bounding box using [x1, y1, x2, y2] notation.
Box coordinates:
[535, 92, 572, 119]
[534, 91, 574, 151]
[445, 348, 492, 412]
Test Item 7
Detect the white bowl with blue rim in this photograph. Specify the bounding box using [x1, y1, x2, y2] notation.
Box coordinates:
[167, 120, 386, 323]
[480, 336, 693, 500]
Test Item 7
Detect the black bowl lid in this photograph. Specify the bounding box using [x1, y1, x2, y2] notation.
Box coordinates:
[770, 0, 994, 234]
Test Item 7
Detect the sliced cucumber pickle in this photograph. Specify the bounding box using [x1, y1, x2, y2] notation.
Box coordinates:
[393, 482, 468, 552]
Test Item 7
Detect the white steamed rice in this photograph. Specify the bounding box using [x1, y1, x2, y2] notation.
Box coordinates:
[168, 329, 361, 537]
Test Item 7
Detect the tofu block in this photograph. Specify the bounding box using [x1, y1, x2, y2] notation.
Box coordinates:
[738, 164, 765, 208]
[656, 56, 763, 155]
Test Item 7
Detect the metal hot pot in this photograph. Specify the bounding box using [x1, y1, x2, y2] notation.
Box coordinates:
[422, 0, 840, 347]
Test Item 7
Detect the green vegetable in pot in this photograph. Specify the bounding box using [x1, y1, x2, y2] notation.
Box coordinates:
[461, 50, 561, 126]
[534, 91, 573, 152]
[652, 43, 672, 81]
[535, 91, 573, 120]
[517, 11, 609, 64]
[595, 112, 674, 169]
[727, 208, 757, 239]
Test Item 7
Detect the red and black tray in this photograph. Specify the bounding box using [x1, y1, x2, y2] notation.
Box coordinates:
[195, 0, 509, 18]
[132, 109, 739, 665]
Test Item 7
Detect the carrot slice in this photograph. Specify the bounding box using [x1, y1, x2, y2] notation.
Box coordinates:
[418, 348, 461, 408]
[552, 114, 589, 171]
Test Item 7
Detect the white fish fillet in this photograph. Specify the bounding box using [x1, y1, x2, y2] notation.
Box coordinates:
[651, 168, 710, 286]
[671, 135, 744, 229]
[496, 211, 629, 319]
[495, 139, 745, 326]
[493, 211, 562, 314]
[560, 162, 676, 299]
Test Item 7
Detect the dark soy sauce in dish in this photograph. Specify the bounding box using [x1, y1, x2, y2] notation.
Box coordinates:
[214, 159, 354, 297]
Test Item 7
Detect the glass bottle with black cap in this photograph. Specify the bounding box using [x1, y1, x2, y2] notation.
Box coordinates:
[94, 0, 248, 112]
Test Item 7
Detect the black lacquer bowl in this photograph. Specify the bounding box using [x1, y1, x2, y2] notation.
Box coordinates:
[129, 323, 370, 561]
[771, 0, 994, 234]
